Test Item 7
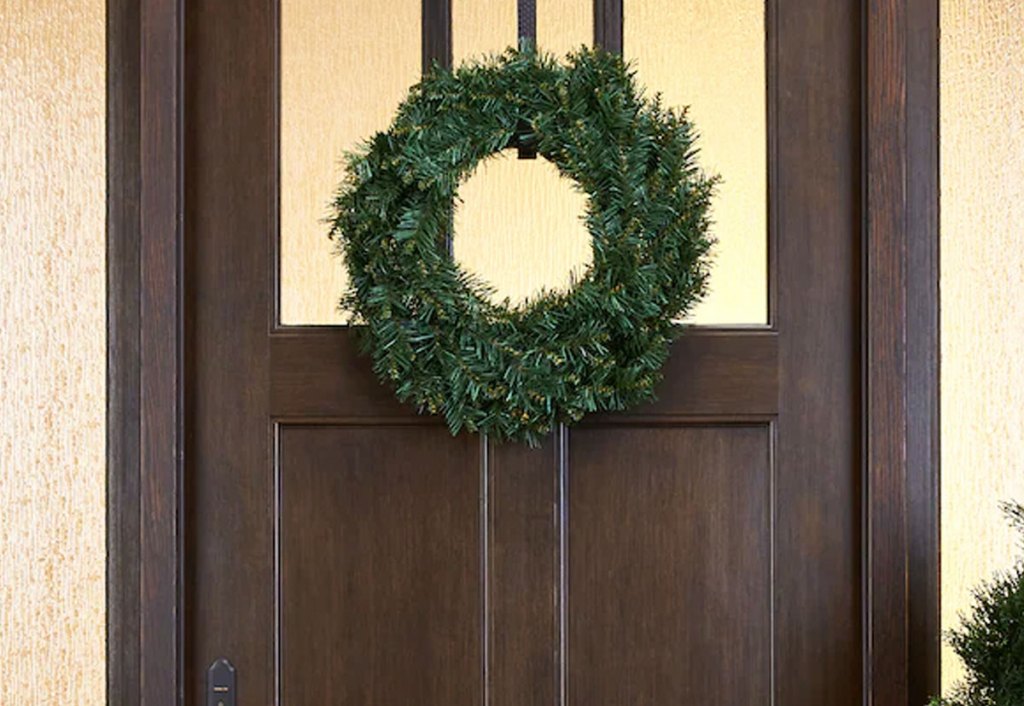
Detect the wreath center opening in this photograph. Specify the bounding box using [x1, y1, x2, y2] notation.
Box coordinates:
[452, 148, 593, 308]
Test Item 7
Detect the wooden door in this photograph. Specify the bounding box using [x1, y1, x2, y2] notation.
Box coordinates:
[183, 1, 864, 704]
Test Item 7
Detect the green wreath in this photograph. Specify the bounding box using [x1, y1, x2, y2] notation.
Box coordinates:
[329, 47, 717, 446]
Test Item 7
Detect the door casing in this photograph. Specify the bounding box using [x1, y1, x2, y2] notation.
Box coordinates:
[105, 0, 941, 703]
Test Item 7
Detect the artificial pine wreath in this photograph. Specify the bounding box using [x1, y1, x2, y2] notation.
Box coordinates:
[329, 47, 717, 445]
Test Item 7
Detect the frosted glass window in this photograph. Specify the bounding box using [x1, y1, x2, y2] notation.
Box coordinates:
[450, 0, 594, 307]
[626, 0, 767, 325]
[279, 0, 421, 325]
[279, 0, 766, 325]
[454, 151, 592, 306]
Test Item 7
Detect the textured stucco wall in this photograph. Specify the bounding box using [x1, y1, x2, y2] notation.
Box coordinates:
[940, 0, 1024, 691]
[0, 1, 106, 703]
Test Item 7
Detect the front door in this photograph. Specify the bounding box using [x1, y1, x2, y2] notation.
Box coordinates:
[184, 1, 863, 703]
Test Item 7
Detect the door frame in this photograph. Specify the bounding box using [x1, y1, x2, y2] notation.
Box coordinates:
[106, 0, 940, 704]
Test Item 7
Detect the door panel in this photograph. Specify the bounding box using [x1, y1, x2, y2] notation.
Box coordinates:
[185, 1, 275, 702]
[485, 440, 562, 706]
[773, 0, 862, 701]
[568, 425, 771, 704]
[279, 426, 481, 704]
[184, 0, 863, 704]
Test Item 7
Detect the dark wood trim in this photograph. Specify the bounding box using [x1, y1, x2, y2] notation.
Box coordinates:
[594, 0, 623, 54]
[517, 0, 536, 45]
[864, 0, 910, 699]
[139, 0, 185, 697]
[106, 0, 141, 700]
[107, 0, 185, 705]
[422, 0, 451, 70]
[765, 0, 779, 327]
[268, 329, 779, 419]
[108, 1, 940, 703]
[863, 0, 940, 704]
[905, 0, 941, 702]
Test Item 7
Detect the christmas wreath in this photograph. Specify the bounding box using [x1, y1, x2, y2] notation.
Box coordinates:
[329, 47, 717, 445]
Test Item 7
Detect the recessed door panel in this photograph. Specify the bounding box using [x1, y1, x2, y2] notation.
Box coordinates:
[279, 425, 481, 704]
[568, 425, 772, 703]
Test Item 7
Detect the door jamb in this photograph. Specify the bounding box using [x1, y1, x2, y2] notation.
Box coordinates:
[106, 1, 940, 703]
[864, 1, 941, 704]
[107, 0, 183, 704]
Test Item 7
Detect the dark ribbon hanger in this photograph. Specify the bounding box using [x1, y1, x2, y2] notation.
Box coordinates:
[515, 0, 538, 159]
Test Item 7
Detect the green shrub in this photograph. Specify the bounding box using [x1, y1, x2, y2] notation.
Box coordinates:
[930, 502, 1024, 706]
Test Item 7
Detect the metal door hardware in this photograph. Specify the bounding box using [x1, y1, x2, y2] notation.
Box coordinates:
[207, 658, 236, 706]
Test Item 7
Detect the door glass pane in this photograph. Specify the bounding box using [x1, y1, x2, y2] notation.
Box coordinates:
[626, 0, 767, 325]
[279, 0, 421, 325]
[450, 0, 594, 307]
[454, 151, 593, 307]
[279, 0, 766, 325]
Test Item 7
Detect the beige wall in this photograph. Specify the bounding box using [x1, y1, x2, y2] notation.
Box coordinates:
[0, 1, 106, 703]
[940, 0, 1024, 691]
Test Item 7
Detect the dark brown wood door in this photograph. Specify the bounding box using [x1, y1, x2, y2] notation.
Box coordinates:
[184, 1, 862, 704]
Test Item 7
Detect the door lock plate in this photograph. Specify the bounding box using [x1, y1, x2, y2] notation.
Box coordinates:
[207, 658, 236, 706]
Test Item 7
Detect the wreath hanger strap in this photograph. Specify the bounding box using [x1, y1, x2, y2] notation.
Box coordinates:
[515, 0, 538, 159]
